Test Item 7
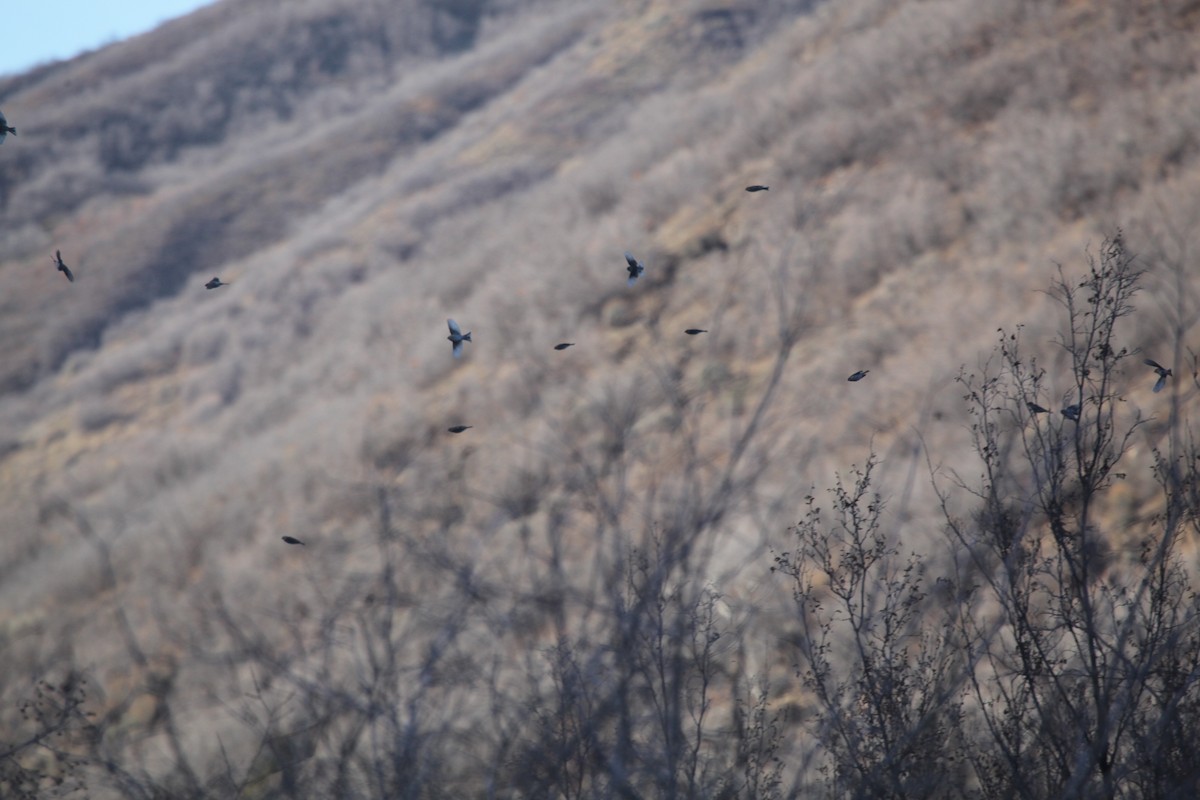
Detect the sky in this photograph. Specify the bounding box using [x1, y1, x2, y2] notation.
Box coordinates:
[0, 0, 217, 78]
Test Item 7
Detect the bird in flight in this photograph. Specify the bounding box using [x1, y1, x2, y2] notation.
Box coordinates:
[205, 277, 229, 290]
[745, 185, 769, 192]
[554, 343, 575, 350]
[0, 110, 14, 143]
[625, 252, 645, 286]
[53, 250, 74, 282]
[447, 425, 473, 434]
[1144, 358, 1172, 393]
[847, 370, 870, 382]
[1026, 401, 1050, 414]
[447, 319, 472, 358]
[282, 536, 305, 545]
[1061, 403, 1081, 421]
[685, 329, 708, 335]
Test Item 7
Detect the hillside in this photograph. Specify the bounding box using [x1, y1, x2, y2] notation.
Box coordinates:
[2, 0, 1199, 796]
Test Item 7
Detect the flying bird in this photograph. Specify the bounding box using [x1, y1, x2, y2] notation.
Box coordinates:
[624, 252, 645, 286]
[205, 277, 229, 290]
[447, 425, 473, 434]
[1061, 403, 1081, 421]
[282, 536, 305, 545]
[554, 343, 575, 350]
[447, 318, 472, 358]
[847, 370, 870, 382]
[685, 329, 708, 335]
[53, 250, 73, 283]
[745, 185, 769, 192]
[1026, 401, 1050, 414]
[1144, 358, 1172, 393]
[0, 110, 14, 143]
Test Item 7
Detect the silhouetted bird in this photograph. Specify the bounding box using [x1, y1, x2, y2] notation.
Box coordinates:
[554, 343, 575, 350]
[205, 277, 228, 290]
[282, 536, 305, 545]
[745, 185, 769, 192]
[53, 250, 73, 283]
[0, 110, 14, 143]
[448, 425, 473, 433]
[685, 329, 708, 335]
[1144, 358, 1172, 393]
[847, 370, 870, 382]
[1026, 401, 1050, 414]
[447, 318, 472, 358]
[625, 252, 645, 286]
[1061, 403, 1081, 421]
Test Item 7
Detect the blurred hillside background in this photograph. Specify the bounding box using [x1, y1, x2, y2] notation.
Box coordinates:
[2, 0, 1199, 796]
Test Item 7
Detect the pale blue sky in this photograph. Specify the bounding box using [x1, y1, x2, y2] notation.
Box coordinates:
[1, 0, 217, 78]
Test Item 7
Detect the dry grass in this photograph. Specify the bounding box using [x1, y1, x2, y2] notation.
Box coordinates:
[1, 0, 1199, 795]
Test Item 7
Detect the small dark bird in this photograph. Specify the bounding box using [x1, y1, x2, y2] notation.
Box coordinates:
[448, 425, 473, 433]
[0, 110, 14, 143]
[554, 342, 575, 350]
[1061, 403, 1081, 421]
[685, 329, 708, 335]
[53, 250, 73, 282]
[745, 185, 769, 192]
[625, 252, 645, 286]
[847, 370, 870, 382]
[447, 318, 472, 358]
[205, 277, 229, 290]
[1026, 401, 1050, 414]
[282, 536, 305, 545]
[1144, 358, 1172, 393]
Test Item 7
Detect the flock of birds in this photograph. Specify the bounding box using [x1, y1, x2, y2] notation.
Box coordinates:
[2, 106, 1178, 546]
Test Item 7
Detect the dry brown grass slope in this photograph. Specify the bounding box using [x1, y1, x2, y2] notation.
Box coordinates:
[1, 0, 1199, 794]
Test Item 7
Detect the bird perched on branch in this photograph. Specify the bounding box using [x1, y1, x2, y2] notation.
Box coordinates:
[205, 277, 229, 290]
[624, 252, 645, 286]
[1026, 401, 1050, 414]
[0, 110, 15, 143]
[447, 319, 472, 358]
[1061, 403, 1081, 422]
[1144, 358, 1172, 393]
[53, 250, 73, 282]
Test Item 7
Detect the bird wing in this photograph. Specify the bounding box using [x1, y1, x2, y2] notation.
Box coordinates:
[1154, 374, 1167, 393]
[625, 252, 639, 268]
[452, 340, 463, 358]
[63, 266, 74, 282]
[627, 275, 638, 287]
[1144, 358, 1165, 371]
[448, 318, 461, 336]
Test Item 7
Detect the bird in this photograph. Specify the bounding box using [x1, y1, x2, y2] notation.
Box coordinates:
[0, 110, 14, 143]
[847, 370, 870, 382]
[447, 318, 472, 358]
[1144, 358, 1172, 393]
[1061, 403, 1081, 421]
[685, 329, 708, 335]
[282, 536, 305, 545]
[53, 250, 73, 283]
[447, 425, 473, 434]
[745, 185, 769, 192]
[625, 252, 645, 286]
[205, 277, 229, 290]
[554, 343, 575, 350]
[1026, 401, 1050, 414]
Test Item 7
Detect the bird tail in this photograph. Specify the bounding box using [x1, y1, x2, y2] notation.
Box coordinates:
[463, 332, 472, 341]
